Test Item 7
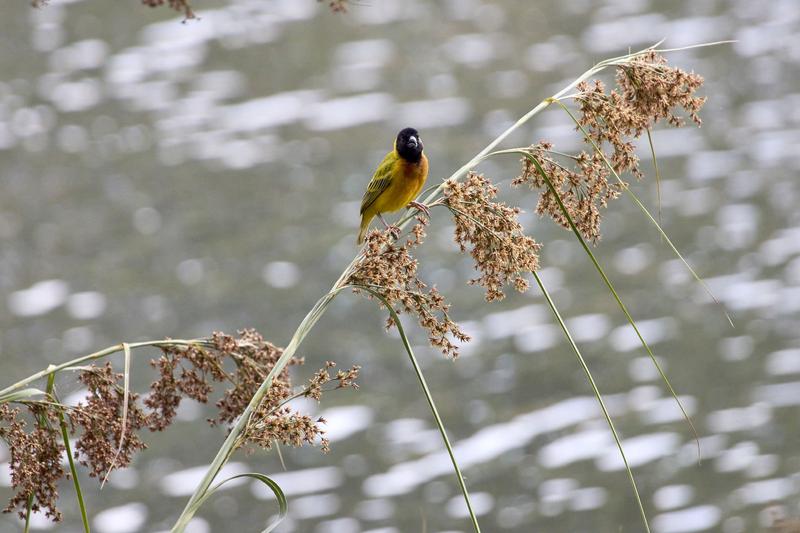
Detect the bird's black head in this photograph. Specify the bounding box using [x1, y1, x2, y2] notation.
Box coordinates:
[395, 127, 423, 163]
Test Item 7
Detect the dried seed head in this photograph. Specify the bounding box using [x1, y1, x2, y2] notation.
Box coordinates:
[145, 329, 356, 457]
[304, 361, 361, 401]
[141, 0, 195, 20]
[514, 143, 621, 242]
[575, 51, 705, 180]
[245, 362, 359, 454]
[347, 220, 470, 358]
[212, 329, 295, 427]
[246, 407, 331, 454]
[616, 50, 706, 129]
[71, 364, 148, 479]
[0, 404, 65, 521]
[575, 79, 646, 179]
[516, 52, 704, 242]
[1, 329, 359, 524]
[319, 0, 348, 12]
[444, 172, 542, 301]
[145, 342, 223, 431]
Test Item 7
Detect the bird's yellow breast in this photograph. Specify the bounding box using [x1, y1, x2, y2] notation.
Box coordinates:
[372, 154, 429, 214]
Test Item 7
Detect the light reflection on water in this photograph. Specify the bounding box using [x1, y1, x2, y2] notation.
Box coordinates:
[93, 502, 148, 533]
[0, 0, 799, 531]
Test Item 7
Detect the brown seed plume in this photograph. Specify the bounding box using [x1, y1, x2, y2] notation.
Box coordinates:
[347, 220, 470, 358]
[444, 172, 542, 301]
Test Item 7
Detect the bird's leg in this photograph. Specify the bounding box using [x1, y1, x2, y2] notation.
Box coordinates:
[407, 200, 431, 218]
[378, 213, 401, 239]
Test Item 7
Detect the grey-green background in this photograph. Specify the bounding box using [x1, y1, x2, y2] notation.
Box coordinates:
[1, 0, 798, 531]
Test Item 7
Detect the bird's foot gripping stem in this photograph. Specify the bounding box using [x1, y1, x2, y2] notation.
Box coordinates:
[407, 201, 431, 218]
[378, 213, 402, 240]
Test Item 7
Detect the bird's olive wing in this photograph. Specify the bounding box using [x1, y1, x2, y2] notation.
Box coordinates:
[360, 152, 396, 214]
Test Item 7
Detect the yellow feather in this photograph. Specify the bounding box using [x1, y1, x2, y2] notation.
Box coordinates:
[357, 144, 428, 244]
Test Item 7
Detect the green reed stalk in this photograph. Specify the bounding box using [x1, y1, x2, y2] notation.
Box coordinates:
[0, 340, 212, 400]
[532, 271, 650, 532]
[47, 372, 90, 533]
[493, 149, 699, 445]
[357, 287, 481, 532]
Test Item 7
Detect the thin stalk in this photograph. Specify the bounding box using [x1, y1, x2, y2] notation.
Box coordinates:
[24, 495, 33, 533]
[355, 286, 480, 532]
[59, 416, 91, 532]
[176, 473, 288, 533]
[645, 128, 662, 226]
[495, 148, 700, 456]
[274, 441, 286, 471]
[22, 381, 46, 532]
[0, 388, 48, 404]
[46, 372, 90, 533]
[0, 339, 212, 399]
[102, 343, 131, 487]
[646, 40, 735, 54]
[532, 271, 650, 532]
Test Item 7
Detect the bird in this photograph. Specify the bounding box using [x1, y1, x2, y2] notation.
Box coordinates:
[357, 127, 429, 245]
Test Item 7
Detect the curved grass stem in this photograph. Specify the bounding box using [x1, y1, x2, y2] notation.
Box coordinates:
[0, 339, 213, 400]
[532, 271, 650, 533]
[353, 286, 481, 532]
[176, 473, 288, 533]
[491, 148, 700, 454]
[102, 343, 131, 488]
[645, 128, 663, 226]
[46, 372, 90, 533]
[24, 495, 33, 533]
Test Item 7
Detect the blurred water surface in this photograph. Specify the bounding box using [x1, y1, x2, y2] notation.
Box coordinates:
[1, 0, 799, 531]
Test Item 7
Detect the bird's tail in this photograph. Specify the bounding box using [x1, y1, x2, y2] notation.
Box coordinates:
[357, 216, 370, 245]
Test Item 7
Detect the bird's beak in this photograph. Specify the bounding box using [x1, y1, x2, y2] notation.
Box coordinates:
[408, 136, 419, 148]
